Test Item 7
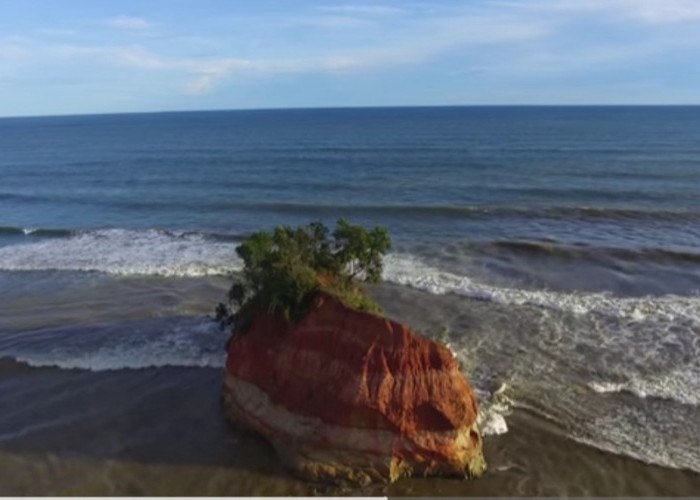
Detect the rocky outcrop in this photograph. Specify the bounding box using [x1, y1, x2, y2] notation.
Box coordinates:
[223, 291, 485, 484]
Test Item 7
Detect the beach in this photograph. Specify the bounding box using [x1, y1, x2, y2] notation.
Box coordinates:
[1, 277, 699, 496]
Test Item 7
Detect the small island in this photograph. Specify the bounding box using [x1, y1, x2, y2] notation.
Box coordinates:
[219, 220, 486, 485]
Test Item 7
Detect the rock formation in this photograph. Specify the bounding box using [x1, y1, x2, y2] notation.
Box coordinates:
[223, 291, 486, 484]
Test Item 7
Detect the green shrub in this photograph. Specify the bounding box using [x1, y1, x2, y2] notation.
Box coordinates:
[217, 219, 391, 332]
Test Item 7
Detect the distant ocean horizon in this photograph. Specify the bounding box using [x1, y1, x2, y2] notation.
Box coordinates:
[1, 105, 699, 495]
[4, 103, 700, 120]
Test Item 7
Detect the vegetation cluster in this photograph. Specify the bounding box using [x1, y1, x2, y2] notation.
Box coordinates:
[216, 219, 391, 332]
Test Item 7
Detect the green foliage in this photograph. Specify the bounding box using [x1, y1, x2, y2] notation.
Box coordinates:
[217, 219, 391, 331]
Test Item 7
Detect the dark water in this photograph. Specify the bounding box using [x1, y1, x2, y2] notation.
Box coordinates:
[1, 107, 699, 495]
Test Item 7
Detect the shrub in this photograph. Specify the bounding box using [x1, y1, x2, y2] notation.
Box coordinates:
[217, 219, 391, 332]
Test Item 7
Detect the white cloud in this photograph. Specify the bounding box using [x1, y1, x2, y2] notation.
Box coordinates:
[0, 5, 551, 97]
[13, 0, 698, 101]
[184, 59, 254, 94]
[625, 0, 700, 23]
[504, 0, 700, 23]
[107, 16, 151, 30]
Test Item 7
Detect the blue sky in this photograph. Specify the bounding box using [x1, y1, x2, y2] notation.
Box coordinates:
[2, 0, 700, 116]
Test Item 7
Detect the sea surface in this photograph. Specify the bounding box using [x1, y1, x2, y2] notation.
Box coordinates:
[1, 106, 700, 495]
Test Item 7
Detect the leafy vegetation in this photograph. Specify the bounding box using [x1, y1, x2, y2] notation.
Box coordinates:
[216, 219, 391, 332]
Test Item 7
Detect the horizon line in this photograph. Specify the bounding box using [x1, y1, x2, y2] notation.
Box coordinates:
[2, 103, 700, 120]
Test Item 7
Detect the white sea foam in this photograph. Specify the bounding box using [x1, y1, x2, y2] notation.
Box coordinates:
[6, 317, 226, 371]
[475, 384, 512, 436]
[387, 250, 700, 468]
[0, 228, 243, 277]
[588, 366, 700, 406]
[383, 253, 700, 326]
[588, 381, 627, 394]
[571, 406, 700, 474]
[2, 231, 700, 327]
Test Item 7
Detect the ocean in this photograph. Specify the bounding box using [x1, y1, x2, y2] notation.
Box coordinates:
[1, 106, 699, 495]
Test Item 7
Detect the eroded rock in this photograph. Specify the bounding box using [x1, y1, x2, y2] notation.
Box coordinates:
[223, 291, 485, 484]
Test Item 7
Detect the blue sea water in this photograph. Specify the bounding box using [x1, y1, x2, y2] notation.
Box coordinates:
[1, 106, 699, 231]
[2, 106, 700, 292]
[1, 107, 700, 493]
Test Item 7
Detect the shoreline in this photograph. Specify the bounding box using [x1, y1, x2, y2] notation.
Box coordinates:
[1, 360, 698, 496]
[1, 274, 699, 495]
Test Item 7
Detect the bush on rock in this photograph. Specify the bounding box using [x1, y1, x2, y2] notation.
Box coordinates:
[217, 219, 391, 332]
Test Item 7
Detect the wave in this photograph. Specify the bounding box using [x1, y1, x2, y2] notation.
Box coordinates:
[587, 366, 700, 406]
[473, 239, 700, 265]
[475, 384, 512, 436]
[569, 406, 700, 475]
[0, 317, 226, 371]
[0, 225, 73, 238]
[5, 194, 700, 222]
[383, 253, 700, 326]
[0, 228, 243, 277]
[2, 228, 700, 326]
[5, 223, 700, 271]
[513, 396, 700, 475]
[209, 202, 700, 222]
[0, 225, 697, 325]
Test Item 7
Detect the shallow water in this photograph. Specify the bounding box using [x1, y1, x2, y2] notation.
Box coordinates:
[1, 276, 699, 495]
[2, 364, 698, 497]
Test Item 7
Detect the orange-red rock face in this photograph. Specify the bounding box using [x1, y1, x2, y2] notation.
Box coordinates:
[223, 292, 486, 484]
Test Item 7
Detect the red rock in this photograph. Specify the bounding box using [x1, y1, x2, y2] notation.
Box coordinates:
[222, 291, 486, 484]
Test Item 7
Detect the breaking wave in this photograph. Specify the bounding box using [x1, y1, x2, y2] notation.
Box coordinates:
[475, 384, 512, 436]
[1, 317, 226, 371]
[383, 253, 700, 326]
[2, 228, 699, 327]
[587, 366, 700, 407]
[0, 228, 243, 277]
[0, 225, 73, 238]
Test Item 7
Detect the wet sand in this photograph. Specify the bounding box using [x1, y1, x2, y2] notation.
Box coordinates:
[1, 358, 699, 496]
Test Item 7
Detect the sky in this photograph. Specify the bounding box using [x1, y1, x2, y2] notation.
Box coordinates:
[2, 0, 700, 116]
